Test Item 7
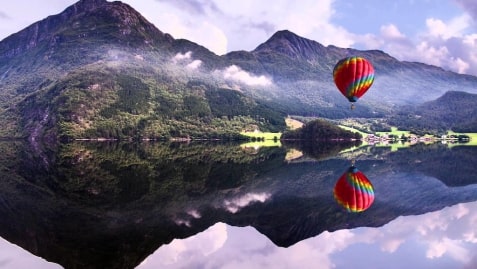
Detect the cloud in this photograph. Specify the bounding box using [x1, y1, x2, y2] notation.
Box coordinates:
[150, 0, 353, 53]
[150, 10, 228, 55]
[148, 0, 477, 75]
[381, 24, 406, 40]
[0, 11, 9, 19]
[138, 222, 228, 268]
[172, 209, 202, 227]
[425, 15, 471, 39]
[454, 0, 477, 22]
[245, 21, 276, 35]
[186, 60, 202, 69]
[355, 13, 477, 76]
[222, 192, 271, 213]
[172, 51, 202, 69]
[173, 51, 192, 61]
[0, 237, 62, 268]
[220, 65, 272, 87]
[186, 209, 201, 219]
[155, 0, 221, 16]
[150, 1, 227, 55]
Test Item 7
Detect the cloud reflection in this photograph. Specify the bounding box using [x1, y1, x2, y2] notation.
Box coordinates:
[0, 237, 61, 269]
[222, 192, 271, 213]
[139, 200, 477, 269]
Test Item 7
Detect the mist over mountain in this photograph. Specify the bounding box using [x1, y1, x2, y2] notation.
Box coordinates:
[2, 0, 477, 140]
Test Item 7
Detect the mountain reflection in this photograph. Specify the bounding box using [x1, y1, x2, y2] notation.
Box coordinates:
[1, 141, 477, 268]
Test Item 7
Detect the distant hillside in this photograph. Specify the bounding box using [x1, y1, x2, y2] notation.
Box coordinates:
[388, 91, 477, 133]
[282, 118, 361, 141]
[18, 63, 285, 141]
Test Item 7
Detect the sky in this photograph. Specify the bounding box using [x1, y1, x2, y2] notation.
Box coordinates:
[1, 0, 477, 76]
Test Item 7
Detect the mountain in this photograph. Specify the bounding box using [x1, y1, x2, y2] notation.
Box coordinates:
[0, 0, 283, 140]
[227, 30, 477, 113]
[388, 91, 477, 133]
[2, 0, 477, 140]
[0, 0, 173, 97]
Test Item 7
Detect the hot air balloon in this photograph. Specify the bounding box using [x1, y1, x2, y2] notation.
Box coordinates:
[333, 56, 375, 109]
[334, 165, 374, 212]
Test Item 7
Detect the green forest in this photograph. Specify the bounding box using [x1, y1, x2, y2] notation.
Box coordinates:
[16, 64, 287, 141]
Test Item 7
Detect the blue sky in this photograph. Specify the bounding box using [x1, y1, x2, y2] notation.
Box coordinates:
[1, 0, 477, 76]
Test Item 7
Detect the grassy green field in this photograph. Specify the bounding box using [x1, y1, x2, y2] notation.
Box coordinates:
[338, 125, 370, 137]
[240, 131, 282, 148]
[240, 140, 282, 148]
[376, 127, 411, 137]
[446, 131, 477, 147]
[241, 131, 282, 140]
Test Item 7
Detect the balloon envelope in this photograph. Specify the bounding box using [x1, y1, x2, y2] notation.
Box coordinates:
[333, 56, 375, 103]
[334, 166, 374, 212]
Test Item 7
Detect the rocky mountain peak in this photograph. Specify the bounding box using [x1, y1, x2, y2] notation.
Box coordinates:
[253, 30, 327, 61]
[0, 0, 172, 60]
[72, 0, 108, 10]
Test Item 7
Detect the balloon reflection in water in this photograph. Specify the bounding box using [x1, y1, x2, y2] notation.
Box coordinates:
[334, 165, 375, 212]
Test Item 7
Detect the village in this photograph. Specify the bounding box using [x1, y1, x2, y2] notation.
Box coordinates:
[363, 132, 472, 145]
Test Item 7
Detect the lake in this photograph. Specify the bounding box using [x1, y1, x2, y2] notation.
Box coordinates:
[1, 140, 477, 269]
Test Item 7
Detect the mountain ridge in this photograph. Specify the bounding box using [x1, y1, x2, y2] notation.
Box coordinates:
[389, 91, 477, 133]
[254, 30, 329, 62]
[2, 0, 477, 140]
[0, 0, 173, 59]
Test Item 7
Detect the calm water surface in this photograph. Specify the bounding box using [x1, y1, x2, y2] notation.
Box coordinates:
[1, 141, 477, 269]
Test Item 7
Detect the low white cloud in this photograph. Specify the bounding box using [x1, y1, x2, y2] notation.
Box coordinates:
[186, 59, 202, 69]
[173, 218, 191, 227]
[220, 65, 272, 87]
[187, 209, 201, 219]
[172, 51, 202, 70]
[173, 51, 192, 62]
[223, 192, 271, 213]
[172, 209, 202, 228]
[449, 57, 470, 74]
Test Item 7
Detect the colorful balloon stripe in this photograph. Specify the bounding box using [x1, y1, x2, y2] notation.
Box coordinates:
[334, 166, 375, 212]
[333, 56, 375, 103]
